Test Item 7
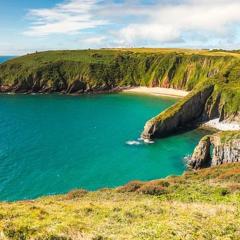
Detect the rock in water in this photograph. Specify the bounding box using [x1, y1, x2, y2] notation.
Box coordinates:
[188, 131, 240, 169]
[188, 136, 211, 169]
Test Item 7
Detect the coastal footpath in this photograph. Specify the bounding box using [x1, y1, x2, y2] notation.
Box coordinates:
[0, 48, 239, 167]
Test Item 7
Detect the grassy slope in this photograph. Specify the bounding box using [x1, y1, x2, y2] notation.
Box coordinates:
[0, 49, 239, 89]
[0, 163, 239, 239]
[216, 131, 240, 143]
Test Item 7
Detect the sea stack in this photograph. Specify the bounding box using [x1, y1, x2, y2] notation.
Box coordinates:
[188, 131, 240, 169]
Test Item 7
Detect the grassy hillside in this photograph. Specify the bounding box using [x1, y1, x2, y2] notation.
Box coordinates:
[0, 49, 239, 91]
[0, 49, 239, 123]
[0, 163, 239, 239]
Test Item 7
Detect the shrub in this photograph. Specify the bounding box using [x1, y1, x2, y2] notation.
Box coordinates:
[150, 180, 170, 187]
[117, 181, 144, 192]
[218, 188, 230, 196]
[92, 235, 107, 240]
[3, 226, 36, 240]
[66, 189, 88, 200]
[137, 184, 167, 195]
[91, 53, 102, 58]
[43, 235, 70, 240]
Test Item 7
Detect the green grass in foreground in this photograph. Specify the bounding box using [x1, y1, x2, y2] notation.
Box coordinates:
[0, 163, 240, 239]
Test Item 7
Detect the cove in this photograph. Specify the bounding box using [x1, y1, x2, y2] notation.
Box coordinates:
[0, 93, 207, 201]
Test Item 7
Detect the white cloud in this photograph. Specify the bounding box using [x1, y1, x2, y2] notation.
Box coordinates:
[82, 36, 106, 45]
[24, 0, 107, 36]
[24, 0, 240, 48]
[119, 24, 181, 44]
[117, 0, 240, 44]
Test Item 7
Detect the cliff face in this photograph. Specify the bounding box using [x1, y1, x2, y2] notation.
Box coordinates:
[141, 85, 214, 139]
[187, 136, 211, 169]
[188, 131, 240, 169]
[211, 135, 240, 166]
[0, 49, 237, 93]
[141, 81, 240, 140]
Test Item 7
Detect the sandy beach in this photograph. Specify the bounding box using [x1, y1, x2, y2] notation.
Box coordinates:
[123, 87, 189, 98]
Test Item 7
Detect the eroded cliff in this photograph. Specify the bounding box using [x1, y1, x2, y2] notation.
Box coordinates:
[141, 84, 214, 139]
[188, 131, 240, 169]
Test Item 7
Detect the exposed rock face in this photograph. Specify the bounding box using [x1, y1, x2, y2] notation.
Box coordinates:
[188, 136, 211, 169]
[211, 135, 240, 166]
[141, 85, 214, 139]
[66, 80, 86, 93]
[188, 132, 240, 169]
[201, 93, 222, 121]
[0, 85, 11, 92]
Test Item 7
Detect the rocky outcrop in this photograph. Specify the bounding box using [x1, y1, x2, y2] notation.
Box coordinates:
[188, 136, 211, 169]
[188, 132, 240, 169]
[0, 85, 12, 92]
[66, 80, 86, 93]
[141, 85, 214, 139]
[211, 134, 240, 166]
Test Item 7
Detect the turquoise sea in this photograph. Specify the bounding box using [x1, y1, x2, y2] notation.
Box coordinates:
[0, 93, 208, 201]
[0, 56, 15, 63]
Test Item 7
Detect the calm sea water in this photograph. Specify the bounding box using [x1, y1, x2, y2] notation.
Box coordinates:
[0, 93, 207, 201]
[0, 56, 16, 63]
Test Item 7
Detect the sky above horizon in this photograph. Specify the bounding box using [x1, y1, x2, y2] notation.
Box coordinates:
[1, 0, 240, 55]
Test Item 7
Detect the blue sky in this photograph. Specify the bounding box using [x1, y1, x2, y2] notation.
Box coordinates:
[1, 0, 240, 55]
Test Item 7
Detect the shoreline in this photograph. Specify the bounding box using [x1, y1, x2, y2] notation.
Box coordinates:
[0, 86, 129, 96]
[0, 86, 189, 98]
[122, 87, 189, 98]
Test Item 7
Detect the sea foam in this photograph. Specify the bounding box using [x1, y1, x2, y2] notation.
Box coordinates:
[138, 137, 154, 144]
[126, 140, 141, 145]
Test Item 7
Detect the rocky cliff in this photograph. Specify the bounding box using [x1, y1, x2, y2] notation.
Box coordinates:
[141, 80, 240, 140]
[141, 84, 214, 139]
[188, 131, 240, 169]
